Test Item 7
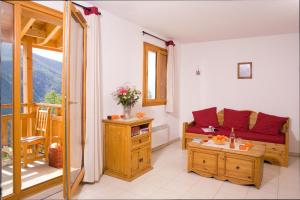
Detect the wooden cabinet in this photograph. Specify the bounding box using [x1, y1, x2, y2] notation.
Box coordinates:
[188, 142, 264, 188]
[103, 118, 153, 181]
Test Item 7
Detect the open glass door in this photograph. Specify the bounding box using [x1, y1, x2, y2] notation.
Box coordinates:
[62, 1, 87, 199]
[1, 1, 15, 197]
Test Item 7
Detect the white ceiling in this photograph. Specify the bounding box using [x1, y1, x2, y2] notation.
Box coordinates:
[94, 0, 299, 43]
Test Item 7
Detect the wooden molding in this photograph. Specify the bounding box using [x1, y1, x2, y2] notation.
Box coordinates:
[21, 17, 36, 38]
[25, 27, 47, 39]
[22, 7, 62, 26]
[39, 25, 61, 45]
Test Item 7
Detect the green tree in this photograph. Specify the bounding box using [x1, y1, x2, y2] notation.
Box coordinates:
[44, 90, 62, 104]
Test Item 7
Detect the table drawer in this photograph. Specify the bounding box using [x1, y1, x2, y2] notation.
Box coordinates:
[191, 151, 217, 174]
[225, 157, 254, 181]
[132, 134, 150, 148]
[266, 143, 285, 153]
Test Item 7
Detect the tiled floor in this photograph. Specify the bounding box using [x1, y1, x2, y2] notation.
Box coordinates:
[46, 141, 300, 199]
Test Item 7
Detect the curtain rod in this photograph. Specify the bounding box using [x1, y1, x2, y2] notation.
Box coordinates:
[73, 2, 102, 15]
[142, 31, 167, 43]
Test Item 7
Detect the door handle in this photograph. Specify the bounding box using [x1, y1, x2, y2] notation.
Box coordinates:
[139, 158, 143, 162]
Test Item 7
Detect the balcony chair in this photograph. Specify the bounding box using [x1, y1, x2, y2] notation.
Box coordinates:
[21, 107, 50, 168]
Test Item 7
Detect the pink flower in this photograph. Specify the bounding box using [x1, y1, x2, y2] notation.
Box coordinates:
[119, 88, 128, 95]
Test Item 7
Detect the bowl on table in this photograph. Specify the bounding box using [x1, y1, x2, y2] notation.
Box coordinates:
[212, 135, 228, 145]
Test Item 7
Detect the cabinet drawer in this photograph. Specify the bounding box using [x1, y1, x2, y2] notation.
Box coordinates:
[132, 134, 150, 148]
[225, 157, 254, 181]
[192, 151, 217, 174]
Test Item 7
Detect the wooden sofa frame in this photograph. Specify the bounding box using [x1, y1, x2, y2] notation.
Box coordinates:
[182, 110, 289, 167]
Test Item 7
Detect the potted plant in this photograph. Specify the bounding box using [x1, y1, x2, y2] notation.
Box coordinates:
[113, 85, 141, 119]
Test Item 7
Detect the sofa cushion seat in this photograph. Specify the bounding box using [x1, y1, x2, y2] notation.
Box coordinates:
[186, 125, 205, 134]
[239, 131, 285, 144]
[186, 125, 285, 144]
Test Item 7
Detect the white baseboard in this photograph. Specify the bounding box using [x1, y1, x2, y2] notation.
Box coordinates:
[289, 152, 300, 157]
[152, 137, 180, 152]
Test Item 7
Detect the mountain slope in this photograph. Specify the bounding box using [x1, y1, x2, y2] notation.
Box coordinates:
[1, 43, 62, 110]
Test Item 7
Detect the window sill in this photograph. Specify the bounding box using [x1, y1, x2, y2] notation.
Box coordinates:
[142, 99, 166, 107]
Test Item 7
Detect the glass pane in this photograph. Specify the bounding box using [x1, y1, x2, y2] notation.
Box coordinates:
[1, 1, 14, 197]
[32, 48, 63, 104]
[69, 15, 84, 186]
[21, 46, 63, 190]
[147, 51, 156, 99]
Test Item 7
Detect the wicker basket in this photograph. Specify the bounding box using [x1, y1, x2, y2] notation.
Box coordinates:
[49, 143, 62, 168]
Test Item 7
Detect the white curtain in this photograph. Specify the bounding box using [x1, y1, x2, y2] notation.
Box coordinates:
[83, 14, 103, 183]
[166, 44, 175, 113]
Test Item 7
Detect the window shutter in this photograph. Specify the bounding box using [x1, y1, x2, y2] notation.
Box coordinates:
[157, 51, 167, 100]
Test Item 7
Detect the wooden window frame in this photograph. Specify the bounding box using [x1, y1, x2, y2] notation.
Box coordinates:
[143, 42, 167, 107]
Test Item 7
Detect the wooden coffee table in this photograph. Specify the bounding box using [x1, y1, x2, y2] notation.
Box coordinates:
[187, 140, 265, 188]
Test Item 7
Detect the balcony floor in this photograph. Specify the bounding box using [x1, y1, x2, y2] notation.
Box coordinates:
[2, 159, 62, 197]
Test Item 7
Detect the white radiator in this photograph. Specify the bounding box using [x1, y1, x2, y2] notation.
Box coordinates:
[152, 124, 169, 149]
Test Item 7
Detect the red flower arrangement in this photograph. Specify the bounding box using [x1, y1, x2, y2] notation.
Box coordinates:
[113, 85, 141, 107]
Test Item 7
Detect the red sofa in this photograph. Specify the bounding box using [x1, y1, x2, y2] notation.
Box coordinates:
[182, 108, 289, 167]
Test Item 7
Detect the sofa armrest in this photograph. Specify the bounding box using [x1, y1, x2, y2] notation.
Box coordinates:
[182, 121, 194, 149]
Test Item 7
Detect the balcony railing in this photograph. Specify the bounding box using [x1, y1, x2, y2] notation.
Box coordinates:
[1, 103, 63, 147]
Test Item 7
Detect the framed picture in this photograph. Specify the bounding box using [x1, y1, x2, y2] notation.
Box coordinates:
[237, 62, 252, 79]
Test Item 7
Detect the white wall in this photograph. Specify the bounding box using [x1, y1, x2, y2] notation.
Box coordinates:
[100, 9, 180, 141]
[36, 1, 181, 141]
[179, 33, 299, 153]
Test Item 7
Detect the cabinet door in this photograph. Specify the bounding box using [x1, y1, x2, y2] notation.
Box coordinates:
[106, 124, 128, 175]
[225, 157, 254, 181]
[131, 149, 139, 176]
[138, 146, 150, 171]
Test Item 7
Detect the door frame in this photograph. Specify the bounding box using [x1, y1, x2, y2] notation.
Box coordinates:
[62, 1, 87, 198]
[2, 1, 64, 200]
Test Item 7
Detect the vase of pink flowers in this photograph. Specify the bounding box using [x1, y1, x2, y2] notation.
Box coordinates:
[113, 85, 141, 119]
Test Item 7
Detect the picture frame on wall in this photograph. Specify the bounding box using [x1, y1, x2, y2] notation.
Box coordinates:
[237, 62, 252, 79]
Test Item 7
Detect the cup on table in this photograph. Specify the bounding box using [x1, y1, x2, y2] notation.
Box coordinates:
[236, 138, 242, 145]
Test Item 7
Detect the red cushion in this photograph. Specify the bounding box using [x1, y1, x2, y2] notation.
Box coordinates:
[192, 107, 219, 128]
[251, 112, 288, 135]
[223, 108, 251, 131]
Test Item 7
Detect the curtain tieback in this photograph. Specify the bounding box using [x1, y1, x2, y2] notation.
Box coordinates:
[166, 40, 175, 46]
[84, 7, 101, 16]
